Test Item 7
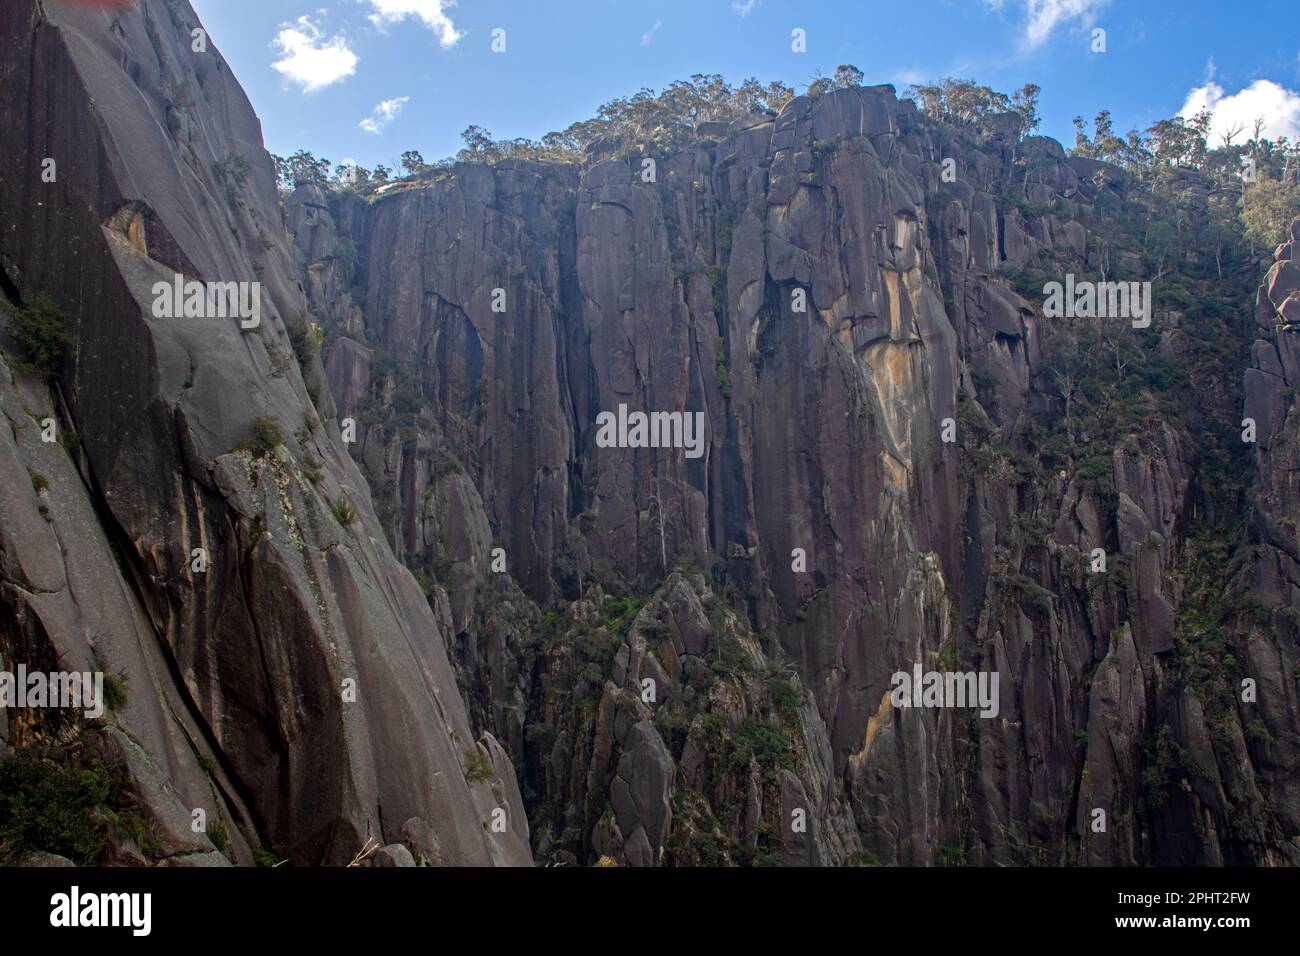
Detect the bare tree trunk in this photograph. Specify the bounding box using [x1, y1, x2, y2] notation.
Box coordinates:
[649, 475, 680, 575]
[648, 490, 668, 575]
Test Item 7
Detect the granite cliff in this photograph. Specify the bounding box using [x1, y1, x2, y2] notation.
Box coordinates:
[1, 0, 1297, 867]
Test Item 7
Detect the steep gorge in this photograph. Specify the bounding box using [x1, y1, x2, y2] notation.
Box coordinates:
[300, 83, 1300, 865]
[0, 0, 1297, 868]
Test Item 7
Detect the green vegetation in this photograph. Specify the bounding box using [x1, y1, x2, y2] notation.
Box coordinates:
[287, 313, 324, 370]
[565, 605, 627, 693]
[599, 595, 645, 640]
[357, 386, 424, 437]
[936, 844, 967, 867]
[715, 338, 732, 398]
[1066, 102, 1297, 266]
[102, 672, 128, 715]
[810, 64, 867, 96]
[730, 717, 795, 782]
[330, 495, 358, 527]
[998, 191, 1055, 218]
[1138, 724, 1190, 822]
[0, 753, 149, 864]
[1241, 172, 1300, 251]
[1004, 572, 1055, 614]
[207, 816, 229, 856]
[768, 667, 809, 720]
[333, 236, 358, 271]
[234, 416, 285, 457]
[8, 294, 72, 378]
[253, 847, 283, 867]
[272, 149, 333, 191]
[907, 79, 1041, 134]
[811, 138, 838, 160]
[463, 748, 495, 784]
[533, 608, 564, 651]
[354, 346, 428, 440]
[453, 73, 795, 163]
[57, 426, 81, 459]
[274, 72, 801, 196]
[1158, 528, 1263, 760]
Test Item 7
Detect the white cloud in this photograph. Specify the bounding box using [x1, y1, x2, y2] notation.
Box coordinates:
[889, 68, 930, 88]
[359, 96, 411, 134]
[364, 0, 463, 48]
[272, 16, 358, 93]
[641, 21, 662, 45]
[1180, 79, 1300, 144]
[1024, 0, 1109, 48]
[731, 0, 759, 17]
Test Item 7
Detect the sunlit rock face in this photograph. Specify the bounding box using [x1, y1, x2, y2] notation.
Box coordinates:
[2, 0, 1296, 868]
[301, 71, 1298, 865]
[0, 0, 529, 867]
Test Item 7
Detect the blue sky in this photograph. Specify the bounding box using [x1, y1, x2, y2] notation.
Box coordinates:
[188, 0, 1300, 171]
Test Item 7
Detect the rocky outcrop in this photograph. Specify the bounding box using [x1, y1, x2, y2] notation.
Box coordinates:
[523, 572, 861, 866]
[1236, 217, 1300, 864]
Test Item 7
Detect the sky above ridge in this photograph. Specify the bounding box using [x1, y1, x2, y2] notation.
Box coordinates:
[184, 0, 1300, 171]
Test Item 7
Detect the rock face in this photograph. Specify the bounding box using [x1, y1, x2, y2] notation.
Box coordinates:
[0, 0, 528, 866]
[1, 0, 1296, 868]
[1239, 220, 1300, 864]
[303, 86, 1300, 865]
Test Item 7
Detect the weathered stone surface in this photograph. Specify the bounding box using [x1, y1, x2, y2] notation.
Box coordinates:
[373, 844, 417, 867]
[3, 0, 1297, 869]
[296, 81, 1300, 867]
[0, 0, 528, 867]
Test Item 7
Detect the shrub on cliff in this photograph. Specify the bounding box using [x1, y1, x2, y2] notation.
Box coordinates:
[463, 748, 495, 784]
[0, 753, 148, 864]
[8, 294, 72, 378]
[233, 417, 285, 458]
[330, 494, 358, 526]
